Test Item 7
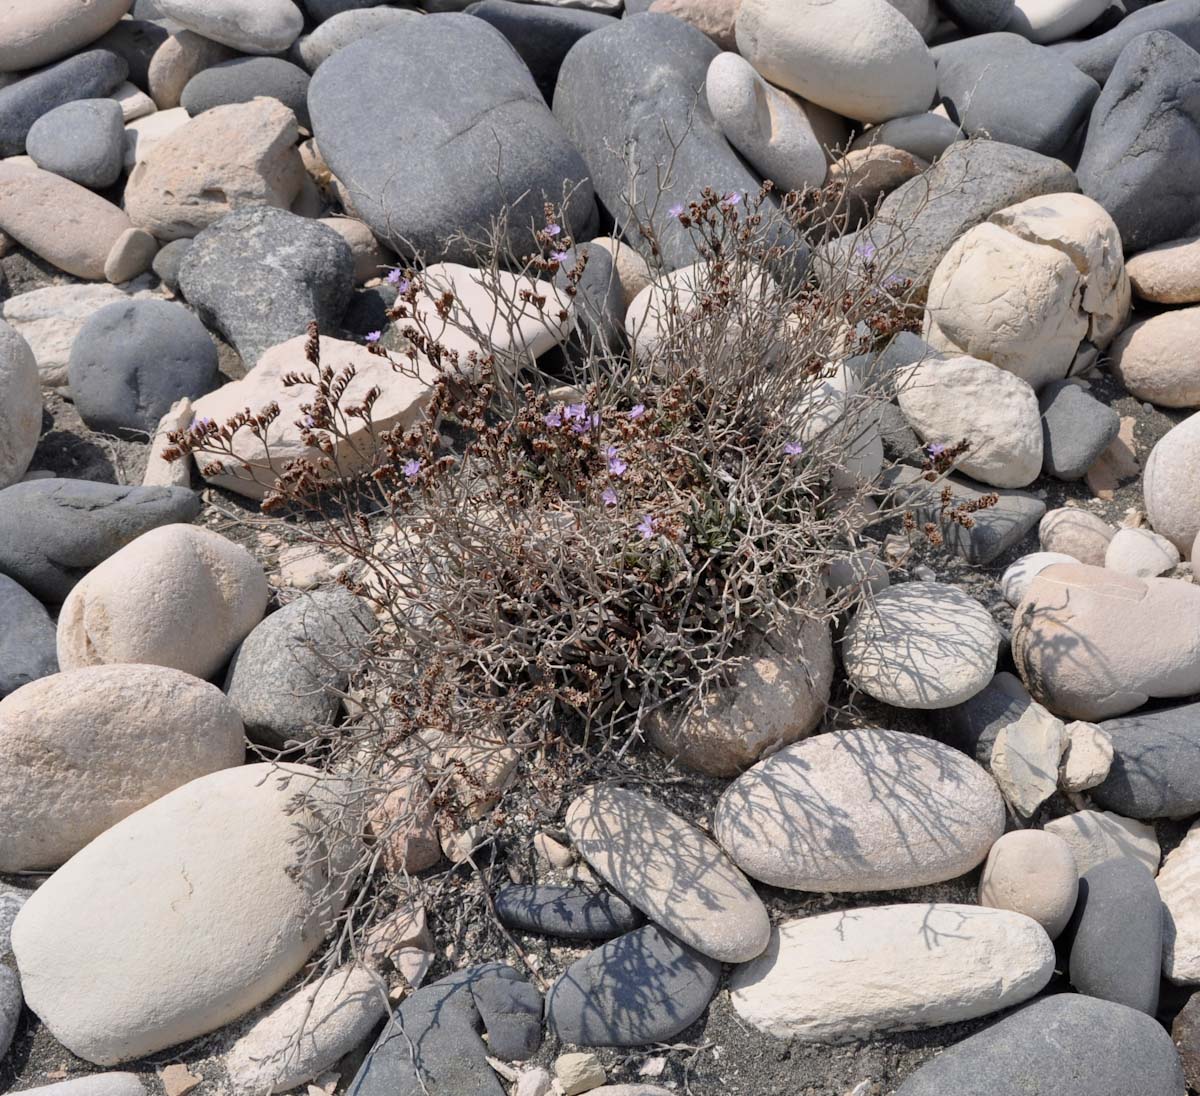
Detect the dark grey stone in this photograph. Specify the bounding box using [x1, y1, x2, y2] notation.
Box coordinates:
[552, 242, 626, 353]
[342, 284, 397, 338]
[1058, 0, 1200, 82]
[1039, 379, 1119, 480]
[0, 574, 57, 698]
[883, 467, 1046, 565]
[469, 0, 617, 101]
[545, 924, 721, 1046]
[1172, 990, 1200, 1092]
[875, 400, 923, 464]
[553, 14, 775, 271]
[1077, 31, 1200, 253]
[826, 141, 1078, 299]
[26, 98, 125, 190]
[181, 57, 311, 130]
[938, 0, 1014, 32]
[0, 965, 20, 1064]
[67, 299, 219, 438]
[0, 50, 128, 158]
[294, 9, 422, 71]
[895, 993, 1185, 1095]
[179, 206, 355, 368]
[934, 34, 1099, 156]
[223, 590, 374, 750]
[470, 975, 543, 1060]
[1092, 700, 1200, 819]
[310, 14, 596, 265]
[0, 892, 27, 959]
[0, 479, 200, 603]
[1066, 858, 1161, 1014]
[94, 18, 171, 89]
[152, 238, 193, 294]
[930, 671, 1028, 765]
[301, 0, 391, 20]
[349, 964, 536, 1096]
[495, 883, 644, 941]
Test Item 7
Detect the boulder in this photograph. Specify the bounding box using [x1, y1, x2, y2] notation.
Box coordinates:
[26, 98, 125, 189]
[0, 574, 57, 697]
[564, 785, 769, 963]
[178, 207, 354, 368]
[56, 523, 269, 679]
[294, 8, 421, 72]
[1001, 551, 1078, 606]
[189, 334, 433, 497]
[310, 14, 595, 265]
[714, 727, 1005, 891]
[494, 884, 643, 941]
[1077, 31, 1200, 253]
[181, 57, 311, 129]
[1105, 527, 1181, 578]
[1044, 809, 1160, 876]
[1039, 380, 1121, 480]
[0, 0, 133, 73]
[729, 904, 1054, 1040]
[1092, 700, 1200, 819]
[1127, 235, 1200, 303]
[894, 994, 1186, 1096]
[1038, 507, 1114, 565]
[1158, 819, 1200, 983]
[154, 0, 304, 53]
[0, 664, 244, 872]
[545, 925, 720, 1046]
[849, 110, 962, 161]
[1013, 563, 1200, 720]
[734, 0, 936, 124]
[146, 30, 239, 110]
[125, 99, 306, 242]
[1145, 410, 1200, 554]
[11, 763, 356, 1065]
[1057, 0, 1200, 83]
[842, 581, 1002, 709]
[1110, 308, 1200, 408]
[979, 830, 1078, 939]
[0, 319, 40, 490]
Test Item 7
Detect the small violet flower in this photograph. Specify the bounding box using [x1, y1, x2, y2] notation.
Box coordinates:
[192, 416, 214, 432]
[606, 446, 627, 477]
[637, 514, 656, 540]
[364, 331, 381, 343]
[403, 458, 422, 480]
[572, 412, 600, 435]
[722, 192, 742, 207]
[668, 203, 685, 219]
[564, 402, 588, 422]
[601, 486, 618, 507]
[544, 407, 563, 429]
[926, 442, 947, 459]
[550, 249, 569, 263]
[544, 223, 562, 237]
[856, 242, 877, 263]
[628, 403, 645, 420]
[784, 441, 804, 456]
[303, 414, 316, 428]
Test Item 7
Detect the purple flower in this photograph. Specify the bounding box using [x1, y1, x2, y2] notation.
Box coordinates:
[303, 414, 316, 428]
[365, 331, 381, 343]
[628, 403, 645, 420]
[668, 203, 685, 219]
[784, 440, 804, 456]
[606, 446, 627, 477]
[564, 402, 588, 421]
[601, 486, 618, 507]
[192, 416, 214, 432]
[926, 442, 946, 459]
[403, 458, 422, 480]
[550, 249, 569, 263]
[544, 407, 563, 429]
[856, 242, 877, 262]
[722, 191, 742, 207]
[882, 273, 904, 288]
[571, 412, 600, 435]
[544, 223, 562, 237]
[637, 514, 656, 540]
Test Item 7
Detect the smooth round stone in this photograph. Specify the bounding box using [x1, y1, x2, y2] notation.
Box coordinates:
[1007, 0, 1111, 42]
[294, 9, 420, 71]
[223, 590, 373, 749]
[1091, 700, 1200, 819]
[1145, 411, 1200, 554]
[0, 318, 40, 490]
[319, 217, 388, 285]
[96, 19, 170, 90]
[1110, 307, 1200, 408]
[715, 727, 1005, 891]
[57, 523, 269, 679]
[979, 830, 1078, 939]
[11, 763, 355, 1065]
[0, 574, 57, 698]
[154, 0, 304, 53]
[1158, 818, 1200, 983]
[564, 785, 769, 963]
[0, 0, 133, 73]
[546, 925, 720, 1046]
[842, 581, 1001, 709]
[1043, 809, 1159, 877]
[939, 0, 1014, 31]
[897, 353, 1043, 487]
[1127, 235, 1200, 303]
[1001, 551, 1078, 606]
[1013, 564, 1200, 720]
[146, 30, 239, 110]
[0, 664, 244, 872]
[104, 227, 158, 284]
[1038, 379, 1121, 480]
[0, 284, 130, 386]
[705, 51, 826, 193]
[181, 56, 311, 129]
[734, 0, 936, 124]
[151, 237, 192, 293]
[1038, 507, 1115, 566]
[26, 99, 125, 190]
[647, 0, 739, 47]
[729, 904, 1054, 1041]
[0, 479, 200, 603]
[67, 299, 218, 438]
[1067, 858, 1162, 1014]
[495, 884, 643, 941]
[849, 111, 961, 161]
[1105, 527, 1181, 578]
[894, 993, 1186, 1095]
[0, 49, 128, 157]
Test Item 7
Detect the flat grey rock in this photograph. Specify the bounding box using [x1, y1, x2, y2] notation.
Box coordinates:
[0, 479, 200, 603]
[181, 57, 311, 129]
[1066, 858, 1162, 1014]
[1039, 379, 1120, 481]
[67, 299, 219, 438]
[26, 98, 125, 189]
[1092, 700, 1200, 818]
[1058, 0, 1200, 81]
[546, 925, 720, 1046]
[178, 206, 355, 368]
[1077, 31, 1200, 253]
[894, 993, 1185, 1095]
[494, 884, 643, 941]
[310, 14, 595, 265]
[0, 573, 57, 698]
